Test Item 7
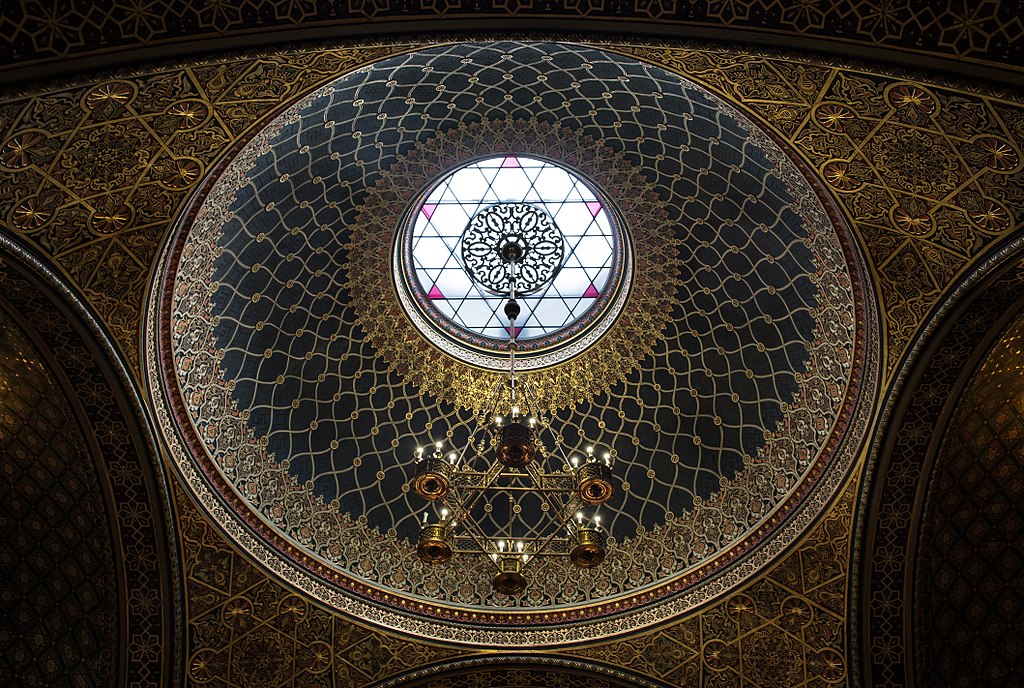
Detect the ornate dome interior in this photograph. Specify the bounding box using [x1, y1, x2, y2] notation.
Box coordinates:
[1, 3, 1023, 687]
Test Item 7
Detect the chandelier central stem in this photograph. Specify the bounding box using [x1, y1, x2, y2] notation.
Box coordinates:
[502, 242, 522, 410]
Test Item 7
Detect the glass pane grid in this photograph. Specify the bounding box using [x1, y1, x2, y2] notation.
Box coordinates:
[409, 156, 617, 341]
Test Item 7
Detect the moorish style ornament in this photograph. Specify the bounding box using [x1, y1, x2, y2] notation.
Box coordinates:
[146, 41, 879, 647]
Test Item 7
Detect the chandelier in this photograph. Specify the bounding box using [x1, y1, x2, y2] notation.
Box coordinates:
[409, 203, 617, 595]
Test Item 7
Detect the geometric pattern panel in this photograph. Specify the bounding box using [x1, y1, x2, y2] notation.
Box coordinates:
[0, 305, 118, 686]
[0, 47, 398, 365]
[0, 254, 180, 687]
[569, 472, 857, 687]
[2, 1, 1023, 78]
[1, 43, 1021, 377]
[1, 31, 1023, 684]
[858, 262, 1024, 688]
[916, 310, 1024, 686]
[630, 47, 1024, 372]
[409, 155, 615, 342]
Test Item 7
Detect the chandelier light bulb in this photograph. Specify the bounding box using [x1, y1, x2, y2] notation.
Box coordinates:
[449, 452, 458, 464]
[498, 540, 505, 552]
[441, 508, 449, 520]
[571, 456, 579, 468]
[576, 511, 583, 524]
[435, 441, 443, 449]
[517, 541, 524, 552]
[495, 415, 503, 426]
[512, 405, 520, 417]
[594, 514, 602, 528]
[422, 512, 429, 525]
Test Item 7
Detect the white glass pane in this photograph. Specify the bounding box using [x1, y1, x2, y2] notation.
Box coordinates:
[424, 181, 449, 203]
[428, 205, 470, 236]
[572, 180, 598, 202]
[406, 155, 622, 342]
[453, 300, 492, 328]
[413, 237, 451, 267]
[532, 298, 571, 331]
[414, 268, 435, 291]
[591, 266, 612, 291]
[553, 203, 593, 233]
[436, 268, 474, 300]
[572, 236, 613, 265]
[412, 212, 431, 234]
[591, 214, 614, 237]
[491, 168, 532, 202]
[534, 167, 574, 201]
[433, 299, 457, 319]
[552, 268, 591, 297]
[516, 156, 546, 169]
[447, 166, 490, 201]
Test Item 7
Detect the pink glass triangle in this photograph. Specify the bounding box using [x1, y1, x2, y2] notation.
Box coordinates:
[428, 285, 444, 300]
[502, 156, 520, 168]
[421, 204, 437, 219]
[586, 201, 602, 217]
[583, 283, 600, 298]
[506, 325, 523, 337]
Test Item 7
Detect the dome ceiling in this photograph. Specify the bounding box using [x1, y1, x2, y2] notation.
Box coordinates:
[148, 41, 879, 644]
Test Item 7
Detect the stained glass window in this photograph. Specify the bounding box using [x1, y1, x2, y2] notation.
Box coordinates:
[406, 156, 617, 341]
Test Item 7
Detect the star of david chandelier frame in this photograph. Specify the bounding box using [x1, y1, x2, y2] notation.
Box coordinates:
[410, 202, 618, 596]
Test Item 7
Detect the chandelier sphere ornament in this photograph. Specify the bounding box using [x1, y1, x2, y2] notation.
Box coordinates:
[410, 208, 617, 595]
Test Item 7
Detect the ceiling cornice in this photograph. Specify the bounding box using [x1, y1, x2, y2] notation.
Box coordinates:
[1, 2, 1022, 88]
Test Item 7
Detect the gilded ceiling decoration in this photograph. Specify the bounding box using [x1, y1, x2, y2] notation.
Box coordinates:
[2, 0, 1021, 78]
[1, 28, 1023, 688]
[627, 46, 1024, 369]
[1, 41, 1021, 371]
[347, 116, 678, 405]
[178, 461, 856, 686]
[147, 41, 878, 645]
[0, 254, 179, 687]
[0, 304, 117, 686]
[0, 47, 402, 365]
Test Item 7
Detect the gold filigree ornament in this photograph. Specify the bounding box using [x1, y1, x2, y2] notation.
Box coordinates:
[345, 117, 680, 411]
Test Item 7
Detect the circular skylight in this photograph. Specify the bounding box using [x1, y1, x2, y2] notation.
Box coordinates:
[402, 156, 621, 346]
